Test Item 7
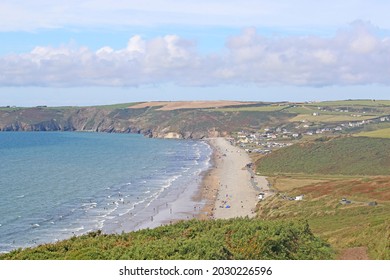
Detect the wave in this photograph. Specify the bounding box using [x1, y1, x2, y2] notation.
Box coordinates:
[0, 134, 213, 253]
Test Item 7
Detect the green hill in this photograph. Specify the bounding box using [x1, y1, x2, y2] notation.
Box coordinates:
[0, 218, 333, 260]
[256, 136, 390, 176]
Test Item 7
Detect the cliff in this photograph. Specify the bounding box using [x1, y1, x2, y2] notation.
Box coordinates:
[0, 104, 294, 139]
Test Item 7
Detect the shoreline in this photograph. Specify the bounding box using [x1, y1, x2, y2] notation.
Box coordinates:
[128, 136, 265, 230]
[122, 136, 266, 231]
[108, 141, 212, 233]
[198, 138, 267, 220]
[195, 140, 219, 220]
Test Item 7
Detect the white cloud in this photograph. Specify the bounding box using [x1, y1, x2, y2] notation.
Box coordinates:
[312, 50, 337, 65]
[1, 21, 390, 87]
[126, 36, 145, 54]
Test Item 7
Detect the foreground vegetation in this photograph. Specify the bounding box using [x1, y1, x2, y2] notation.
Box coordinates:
[0, 219, 333, 260]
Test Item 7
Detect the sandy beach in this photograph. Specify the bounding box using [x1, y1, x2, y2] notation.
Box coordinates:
[199, 138, 268, 220]
[123, 136, 270, 232]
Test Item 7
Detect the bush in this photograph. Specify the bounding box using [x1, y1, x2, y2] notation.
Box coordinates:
[0, 218, 333, 260]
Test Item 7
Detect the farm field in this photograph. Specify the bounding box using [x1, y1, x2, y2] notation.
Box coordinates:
[357, 127, 390, 139]
[288, 114, 376, 123]
[128, 101, 255, 111]
[309, 100, 390, 107]
[211, 104, 289, 112]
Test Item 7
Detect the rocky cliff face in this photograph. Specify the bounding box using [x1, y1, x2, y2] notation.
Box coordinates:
[0, 106, 292, 139]
[0, 107, 215, 138]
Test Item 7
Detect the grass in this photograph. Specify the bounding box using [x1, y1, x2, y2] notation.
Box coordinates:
[256, 175, 390, 259]
[211, 105, 289, 112]
[283, 100, 389, 122]
[0, 103, 141, 111]
[266, 176, 330, 192]
[1, 106, 81, 111]
[45, 106, 81, 109]
[308, 100, 390, 107]
[357, 128, 390, 139]
[90, 102, 142, 110]
[288, 114, 376, 123]
[256, 136, 390, 176]
[0, 107, 23, 111]
[0, 218, 333, 260]
[283, 106, 315, 114]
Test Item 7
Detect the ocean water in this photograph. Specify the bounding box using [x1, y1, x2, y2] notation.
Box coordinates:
[0, 132, 211, 253]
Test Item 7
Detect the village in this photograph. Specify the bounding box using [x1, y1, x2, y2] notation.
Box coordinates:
[231, 112, 390, 155]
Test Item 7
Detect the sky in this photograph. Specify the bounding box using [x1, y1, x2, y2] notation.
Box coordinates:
[1, 0, 390, 106]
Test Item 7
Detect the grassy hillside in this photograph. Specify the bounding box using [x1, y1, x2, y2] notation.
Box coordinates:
[358, 128, 390, 139]
[256, 176, 390, 259]
[256, 136, 390, 176]
[0, 218, 333, 260]
[254, 135, 390, 259]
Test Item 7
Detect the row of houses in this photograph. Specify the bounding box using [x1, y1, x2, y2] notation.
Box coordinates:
[297, 115, 390, 136]
[234, 114, 390, 154]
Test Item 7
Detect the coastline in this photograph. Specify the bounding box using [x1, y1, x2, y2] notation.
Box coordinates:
[198, 137, 266, 220]
[122, 136, 267, 231]
[129, 136, 265, 230]
[0, 133, 267, 253]
[0, 133, 213, 253]
[195, 140, 219, 220]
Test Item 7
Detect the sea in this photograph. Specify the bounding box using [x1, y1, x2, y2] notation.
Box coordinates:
[0, 132, 212, 253]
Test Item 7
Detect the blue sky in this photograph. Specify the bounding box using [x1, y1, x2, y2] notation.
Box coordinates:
[1, 0, 390, 106]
